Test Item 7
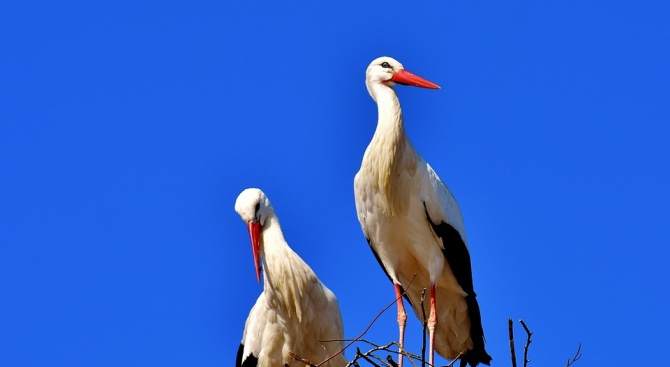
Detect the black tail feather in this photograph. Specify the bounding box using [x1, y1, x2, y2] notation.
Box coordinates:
[458, 295, 492, 367]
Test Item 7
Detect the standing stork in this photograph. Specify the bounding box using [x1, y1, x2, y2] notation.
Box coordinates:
[353, 57, 492, 367]
[234, 188, 346, 367]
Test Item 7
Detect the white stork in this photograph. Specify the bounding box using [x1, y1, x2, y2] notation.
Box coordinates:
[353, 57, 491, 367]
[234, 188, 347, 367]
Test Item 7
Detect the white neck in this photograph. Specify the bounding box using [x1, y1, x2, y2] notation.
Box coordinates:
[259, 213, 313, 321]
[363, 83, 409, 215]
[369, 83, 404, 134]
[259, 213, 288, 289]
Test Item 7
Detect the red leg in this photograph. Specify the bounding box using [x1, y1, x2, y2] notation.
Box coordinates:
[428, 284, 437, 367]
[394, 283, 407, 367]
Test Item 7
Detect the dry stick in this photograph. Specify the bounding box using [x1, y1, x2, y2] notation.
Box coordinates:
[363, 340, 421, 367]
[355, 339, 422, 361]
[312, 275, 418, 367]
[386, 355, 399, 367]
[370, 354, 391, 367]
[420, 288, 427, 367]
[367, 353, 390, 367]
[357, 348, 381, 367]
[344, 341, 410, 367]
[335, 332, 436, 367]
[346, 343, 387, 367]
[445, 352, 462, 367]
[565, 343, 582, 367]
[289, 352, 317, 367]
[360, 348, 392, 367]
[519, 319, 532, 367]
[508, 319, 517, 367]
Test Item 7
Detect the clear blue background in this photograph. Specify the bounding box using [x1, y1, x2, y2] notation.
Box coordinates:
[2, 1, 669, 366]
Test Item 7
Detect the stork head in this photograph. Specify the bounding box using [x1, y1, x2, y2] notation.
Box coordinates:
[234, 188, 273, 283]
[365, 56, 440, 97]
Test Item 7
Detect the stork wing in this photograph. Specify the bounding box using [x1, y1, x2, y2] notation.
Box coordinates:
[353, 171, 371, 242]
[237, 293, 266, 367]
[236, 343, 257, 367]
[419, 161, 473, 294]
[419, 162, 491, 366]
[419, 163, 467, 245]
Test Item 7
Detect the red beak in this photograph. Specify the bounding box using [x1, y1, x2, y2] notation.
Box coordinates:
[391, 69, 440, 89]
[247, 221, 262, 283]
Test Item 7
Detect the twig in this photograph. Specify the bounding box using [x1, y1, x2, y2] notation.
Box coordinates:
[508, 319, 517, 367]
[565, 343, 582, 367]
[445, 352, 462, 367]
[333, 338, 422, 360]
[311, 276, 416, 367]
[357, 348, 381, 367]
[342, 340, 421, 367]
[386, 355, 398, 367]
[519, 319, 532, 367]
[289, 352, 317, 367]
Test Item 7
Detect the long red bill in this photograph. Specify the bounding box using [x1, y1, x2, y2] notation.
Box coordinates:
[391, 69, 440, 89]
[247, 221, 262, 283]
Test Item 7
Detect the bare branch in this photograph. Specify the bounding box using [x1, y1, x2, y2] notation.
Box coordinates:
[519, 319, 532, 367]
[341, 340, 422, 367]
[565, 343, 582, 367]
[315, 291, 579, 367]
[357, 348, 381, 367]
[289, 352, 317, 367]
[386, 355, 398, 367]
[508, 319, 517, 367]
[312, 276, 417, 367]
[445, 352, 462, 367]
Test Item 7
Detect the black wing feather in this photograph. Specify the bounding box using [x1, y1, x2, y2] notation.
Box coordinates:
[423, 204, 492, 367]
[236, 342, 258, 367]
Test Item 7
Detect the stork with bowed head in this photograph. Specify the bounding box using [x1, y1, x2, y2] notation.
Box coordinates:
[353, 57, 492, 367]
[234, 188, 347, 367]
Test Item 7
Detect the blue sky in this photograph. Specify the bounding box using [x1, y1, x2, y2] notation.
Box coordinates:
[2, 1, 670, 366]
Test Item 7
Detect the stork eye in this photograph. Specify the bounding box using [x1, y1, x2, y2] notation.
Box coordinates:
[254, 202, 260, 213]
[381, 62, 391, 69]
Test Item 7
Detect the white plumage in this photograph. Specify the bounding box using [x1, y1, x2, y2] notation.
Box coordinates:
[354, 57, 491, 367]
[235, 188, 346, 367]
